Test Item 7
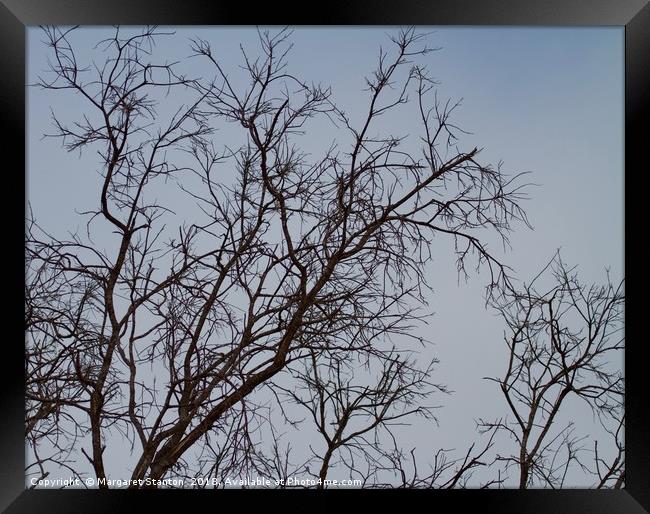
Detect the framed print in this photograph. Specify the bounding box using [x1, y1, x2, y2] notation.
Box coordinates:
[2, 0, 648, 512]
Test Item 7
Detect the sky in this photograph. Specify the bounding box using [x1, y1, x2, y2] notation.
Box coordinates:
[26, 26, 624, 487]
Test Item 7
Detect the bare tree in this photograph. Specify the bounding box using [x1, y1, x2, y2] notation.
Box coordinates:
[284, 349, 440, 488]
[479, 253, 624, 488]
[26, 26, 531, 488]
[376, 426, 503, 489]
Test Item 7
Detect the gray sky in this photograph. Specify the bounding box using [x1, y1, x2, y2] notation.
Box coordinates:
[27, 26, 624, 487]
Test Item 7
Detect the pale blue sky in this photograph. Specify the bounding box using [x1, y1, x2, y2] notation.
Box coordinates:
[26, 26, 624, 487]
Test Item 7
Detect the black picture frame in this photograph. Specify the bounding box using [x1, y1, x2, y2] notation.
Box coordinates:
[2, 1, 647, 512]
